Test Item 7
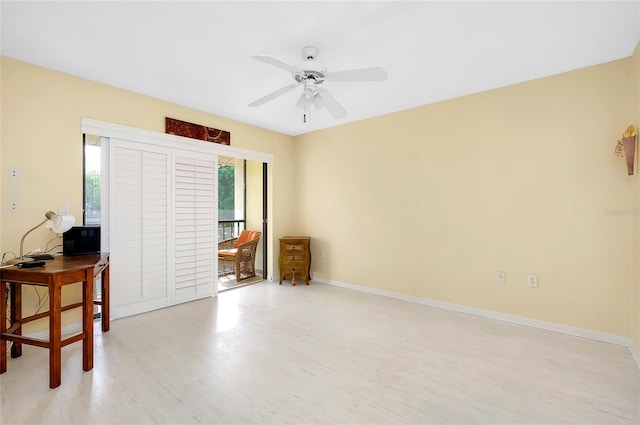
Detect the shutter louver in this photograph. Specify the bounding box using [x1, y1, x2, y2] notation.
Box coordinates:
[111, 142, 169, 317]
[174, 156, 217, 301]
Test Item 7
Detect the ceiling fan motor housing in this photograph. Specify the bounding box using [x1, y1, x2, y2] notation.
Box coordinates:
[295, 61, 327, 82]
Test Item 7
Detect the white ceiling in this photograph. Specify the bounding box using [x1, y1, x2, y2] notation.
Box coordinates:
[2, 1, 639, 136]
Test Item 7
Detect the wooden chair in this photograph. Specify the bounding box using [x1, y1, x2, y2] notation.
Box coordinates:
[218, 230, 261, 281]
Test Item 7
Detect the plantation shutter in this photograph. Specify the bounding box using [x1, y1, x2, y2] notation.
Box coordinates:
[110, 140, 170, 318]
[174, 154, 217, 303]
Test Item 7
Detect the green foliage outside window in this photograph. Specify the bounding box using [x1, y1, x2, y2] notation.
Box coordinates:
[218, 165, 235, 220]
[85, 170, 100, 219]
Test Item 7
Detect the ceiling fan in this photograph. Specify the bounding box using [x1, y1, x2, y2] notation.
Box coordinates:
[249, 46, 387, 122]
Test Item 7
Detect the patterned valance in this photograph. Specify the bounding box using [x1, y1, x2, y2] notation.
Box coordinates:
[165, 117, 230, 145]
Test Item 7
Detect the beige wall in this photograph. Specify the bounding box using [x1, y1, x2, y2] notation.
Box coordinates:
[0, 57, 295, 329]
[295, 55, 638, 336]
[632, 41, 640, 349]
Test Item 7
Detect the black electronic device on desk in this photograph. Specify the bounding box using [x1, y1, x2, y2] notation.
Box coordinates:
[26, 253, 55, 261]
[14, 251, 54, 268]
[63, 226, 101, 256]
[16, 261, 46, 268]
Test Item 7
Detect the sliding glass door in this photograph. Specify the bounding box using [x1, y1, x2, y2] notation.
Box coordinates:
[217, 156, 267, 289]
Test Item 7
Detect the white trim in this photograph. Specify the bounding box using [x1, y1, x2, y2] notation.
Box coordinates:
[314, 276, 640, 370]
[99, 137, 110, 253]
[81, 118, 274, 164]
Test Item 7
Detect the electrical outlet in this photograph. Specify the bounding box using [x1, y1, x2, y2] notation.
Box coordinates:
[527, 274, 538, 287]
[496, 271, 505, 283]
[320, 249, 325, 258]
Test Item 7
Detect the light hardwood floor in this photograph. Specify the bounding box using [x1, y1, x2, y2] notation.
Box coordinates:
[1, 281, 639, 424]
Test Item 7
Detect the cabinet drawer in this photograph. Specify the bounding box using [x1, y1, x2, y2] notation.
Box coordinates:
[284, 244, 305, 252]
[281, 264, 304, 274]
[283, 255, 305, 262]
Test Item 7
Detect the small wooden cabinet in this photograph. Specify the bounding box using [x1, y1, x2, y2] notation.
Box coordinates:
[279, 236, 311, 285]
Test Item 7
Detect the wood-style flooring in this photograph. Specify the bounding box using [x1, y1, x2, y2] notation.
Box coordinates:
[218, 274, 264, 292]
[1, 281, 639, 424]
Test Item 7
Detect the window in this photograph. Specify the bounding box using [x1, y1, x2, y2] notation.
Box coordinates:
[218, 156, 245, 241]
[84, 135, 101, 225]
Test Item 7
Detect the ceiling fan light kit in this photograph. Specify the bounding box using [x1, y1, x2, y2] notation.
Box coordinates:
[249, 46, 387, 123]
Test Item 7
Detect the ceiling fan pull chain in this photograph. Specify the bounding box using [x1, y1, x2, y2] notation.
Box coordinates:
[303, 104, 310, 123]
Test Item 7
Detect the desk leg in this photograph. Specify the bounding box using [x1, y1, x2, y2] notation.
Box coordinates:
[0, 279, 6, 374]
[10, 283, 22, 358]
[83, 270, 94, 372]
[101, 265, 110, 332]
[49, 280, 62, 388]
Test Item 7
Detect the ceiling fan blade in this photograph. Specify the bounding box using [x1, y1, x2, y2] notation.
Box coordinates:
[316, 89, 347, 119]
[249, 84, 298, 107]
[295, 93, 312, 109]
[252, 55, 301, 74]
[313, 95, 325, 110]
[327, 67, 388, 82]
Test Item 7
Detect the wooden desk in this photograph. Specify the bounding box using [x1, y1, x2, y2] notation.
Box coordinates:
[0, 253, 109, 388]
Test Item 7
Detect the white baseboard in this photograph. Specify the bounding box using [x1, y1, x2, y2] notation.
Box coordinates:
[313, 276, 640, 370]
